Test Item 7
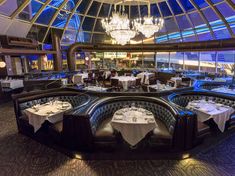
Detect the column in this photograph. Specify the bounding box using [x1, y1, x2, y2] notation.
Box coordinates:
[215, 51, 218, 73]
[38, 55, 45, 71]
[198, 52, 201, 72]
[51, 30, 62, 71]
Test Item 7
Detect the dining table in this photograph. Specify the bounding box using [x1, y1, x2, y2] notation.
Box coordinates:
[111, 107, 156, 146]
[170, 77, 182, 88]
[0, 79, 24, 89]
[103, 71, 111, 79]
[148, 83, 174, 92]
[111, 76, 137, 90]
[24, 100, 72, 133]
[211, 87, 235, 95]
[83, 86, 108, 92]
[186, 99, 234, 132]
[72, 73, 88, 84]
[137, 72, 155, 85]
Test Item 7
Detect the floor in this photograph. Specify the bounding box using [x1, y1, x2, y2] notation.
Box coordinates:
[0, 102, 235, 176]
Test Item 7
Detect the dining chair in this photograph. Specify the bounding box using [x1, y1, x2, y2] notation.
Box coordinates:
[142, 85, 148, 92]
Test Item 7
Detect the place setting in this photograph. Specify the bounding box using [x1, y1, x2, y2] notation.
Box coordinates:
[2, 0, 235, 173]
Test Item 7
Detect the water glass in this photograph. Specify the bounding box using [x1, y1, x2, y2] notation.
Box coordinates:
[123, 104, 129, 110]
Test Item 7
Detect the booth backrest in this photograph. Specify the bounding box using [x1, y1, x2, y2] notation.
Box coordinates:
[17, 94, 90, 116]
[170, 92, 235, 108]
[89, 99, 177, 135]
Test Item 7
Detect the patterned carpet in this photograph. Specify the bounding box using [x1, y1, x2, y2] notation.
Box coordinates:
[0, 102, 235, 176]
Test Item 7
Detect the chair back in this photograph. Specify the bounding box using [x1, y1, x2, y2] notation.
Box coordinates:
[149, 77, 156, 85]
[136, 78, 141, 86]
[111, 78, 119, 87]
[142, 85, 148, 92]
[182, 77, 191, 82]
[124, 73, 132, 76]
[149, 87, 156, 92]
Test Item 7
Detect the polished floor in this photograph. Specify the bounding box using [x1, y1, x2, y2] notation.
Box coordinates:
[0, 102, 235, 176]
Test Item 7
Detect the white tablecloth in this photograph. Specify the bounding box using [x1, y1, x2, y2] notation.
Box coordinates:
[213, 77, 232, 82]
[187, 100, 234, 132]
[148, 84, 174, 92]
[111, 76, 137, 90]
[24, 101, 72, 132]
[170, 77, 182, 88]
[111, 108, 156, 146]
[0, 80, 24, 89]
[103, 71, 111, 79]
[137, 72, 155, 85]
[84, 86, 108, 92]
[211, 87, 235, 95]
[72, 73, 88, 84]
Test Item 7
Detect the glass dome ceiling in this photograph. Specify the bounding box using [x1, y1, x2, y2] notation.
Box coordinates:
[0, 0, 234, 46]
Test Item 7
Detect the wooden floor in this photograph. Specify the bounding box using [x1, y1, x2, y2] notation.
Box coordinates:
[0, 102, 235, 176]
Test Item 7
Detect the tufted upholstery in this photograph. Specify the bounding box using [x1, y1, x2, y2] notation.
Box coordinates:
[171, 94, 235, 109]
[200, 84, 225, 90]
[89, 100, 176, 137]
[194, 81, 226, 90]
[18, 95, 89, 115]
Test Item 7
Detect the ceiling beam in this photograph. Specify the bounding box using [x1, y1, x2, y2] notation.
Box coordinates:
[205, 0, 235, 38]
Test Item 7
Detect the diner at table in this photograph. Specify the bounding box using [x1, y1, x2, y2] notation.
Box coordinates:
[186, 99, 234, 132]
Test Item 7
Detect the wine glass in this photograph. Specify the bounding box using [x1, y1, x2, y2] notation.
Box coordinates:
[123, 104, 129, 110]
[131, 102, 135, 109]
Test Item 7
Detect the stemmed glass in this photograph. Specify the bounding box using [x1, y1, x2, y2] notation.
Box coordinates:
[131, 102, 136, 110]
[123, 104, 129, 111]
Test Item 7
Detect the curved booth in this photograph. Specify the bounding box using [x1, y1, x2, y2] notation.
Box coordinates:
[11, 88, 235, 156]
[168, 90, 235, 140]
[60, 96, 189, 151]
[12, 88, 93, 140]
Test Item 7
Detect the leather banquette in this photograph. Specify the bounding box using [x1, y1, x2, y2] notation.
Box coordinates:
[168, 90, 235, 143]
[63, 96, 188, 151]
[194, 80, 230, 90]
[12, 89, 92, 139]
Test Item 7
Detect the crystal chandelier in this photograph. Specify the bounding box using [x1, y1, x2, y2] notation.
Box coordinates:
[101, 11, 136, 45]
[134, 2, 164, 38]
[101, 2, 164, 45]
[134, 16, 164, 38]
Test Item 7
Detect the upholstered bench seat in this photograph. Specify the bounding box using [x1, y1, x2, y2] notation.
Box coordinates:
[152, 119, 172, 139]
[150, 119, 172, 146]
[197, 121, 211, 137]
[94, 118, 115, 142]
[50, 121, 63, 133]
[19, 115, 28, 121]
[228, 114, 235, 130]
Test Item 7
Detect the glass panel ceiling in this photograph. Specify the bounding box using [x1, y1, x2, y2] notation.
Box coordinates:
[0, 0, 234, 45]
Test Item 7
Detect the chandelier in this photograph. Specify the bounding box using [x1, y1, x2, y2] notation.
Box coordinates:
[101, 2, 164, 45]
[101, 12, 136, 45]
[134, 16, 164, 38]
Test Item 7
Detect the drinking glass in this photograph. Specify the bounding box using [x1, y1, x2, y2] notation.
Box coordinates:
[123, 104, 129, 110]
